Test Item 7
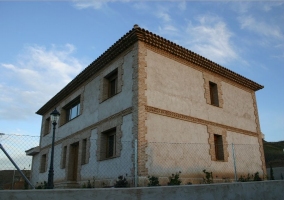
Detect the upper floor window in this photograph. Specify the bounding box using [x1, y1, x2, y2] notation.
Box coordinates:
[106, 69, 118, 98]
[100, 65, 123, 103]
[61, 96, 81, 125]
[67, 102, 80, 121]
[203, 73, 223, 108]
[209, 81, 219, 107]
[43, 117, 50, 136]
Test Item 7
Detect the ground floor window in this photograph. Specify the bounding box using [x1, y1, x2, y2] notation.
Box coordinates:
[214, 134, 224, 161]
[40, 154, 47, 173]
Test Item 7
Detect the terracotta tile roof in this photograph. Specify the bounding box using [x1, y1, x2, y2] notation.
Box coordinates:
[36, 25, 263, 115]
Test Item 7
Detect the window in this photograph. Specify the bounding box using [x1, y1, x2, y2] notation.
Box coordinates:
[67, 102, 80, 121]
[106, 133, 115, 158]
[62, 146, 67, 169]
[81, 139, 87, 165]
[43, 117, 50, 136]
[101, 69, 119, 102]
[101, 128, 116, 159]
[209, 82, 219, 107]
[203, 73, 223, 108]
[40, 154, 47, 173]
[61, 96, 81, 124]
[214, 134, 224, 161]
[100, 67, 122, 103]
[105, 69, 118, 99]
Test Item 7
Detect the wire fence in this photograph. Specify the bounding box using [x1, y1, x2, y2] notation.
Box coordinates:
[0, 134, 283, 189]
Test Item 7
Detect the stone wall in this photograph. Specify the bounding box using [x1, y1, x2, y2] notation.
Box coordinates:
[33, 45, 137, 187]
[145, 49, 257, 133]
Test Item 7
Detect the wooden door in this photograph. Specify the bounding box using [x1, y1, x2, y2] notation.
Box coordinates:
[68, 142, 79, 181]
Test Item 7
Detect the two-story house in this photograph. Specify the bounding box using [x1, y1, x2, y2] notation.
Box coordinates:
[26, 25, 265, 187]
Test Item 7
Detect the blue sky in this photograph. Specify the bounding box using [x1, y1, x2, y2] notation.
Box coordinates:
[0, 0, 283, 142]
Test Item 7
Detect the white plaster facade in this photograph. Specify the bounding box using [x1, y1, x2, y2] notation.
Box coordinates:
[27, 25, 265, 187]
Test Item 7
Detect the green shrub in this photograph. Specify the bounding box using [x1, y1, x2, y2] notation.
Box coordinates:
[238, 174, 251, 182]
[82, 180, 93, 188]
[35, 181, 47, 189]
[202, 170, 213, 184]
[114, 175, 128, 188]
[148, 176, 160, 186]
[253, 172, 262, 181]
[238, 172, 262, 182]
[168, 171, 181, 186]
[82, 177, 95, 188]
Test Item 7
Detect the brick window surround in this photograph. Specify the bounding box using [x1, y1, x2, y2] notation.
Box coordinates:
[209, 81, 219, 107]
[39, 148, 49, 173]
[214, 134, 224, 161]
[207, 125, 228, 162]
[203, 72, 223, 108]
[101, 128, 117, 159]
[99, 59, 123, 103]
[60, 95, 83, 126]
[43, 117, 50, 136]
[96, 115, 123, 161]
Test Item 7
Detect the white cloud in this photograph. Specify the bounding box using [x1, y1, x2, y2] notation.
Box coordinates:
[133, 1, 150, 11]
[184, 15, 237, 65]
[158, 24, 178, 34]
[72, 0, 130, 9]
[153, 8, 237, 65]
[261, 2, 284, 12]
[231, 2, 251, 14]
[156, 10, 171, 22]
[72, 0, 107, 9]
[0, 44, 85, 120]
[178, 1, 186, 11]
[238, 15, 283, 39]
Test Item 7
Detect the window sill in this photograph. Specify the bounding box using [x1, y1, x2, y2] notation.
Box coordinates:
[100, 91, 120, 104]
[43, 133, 49, 137]
[81, 162, 88, 166]
[59, 114, 81, 127]
[214, 159, 226, 162]
[99, 155, 118, 161]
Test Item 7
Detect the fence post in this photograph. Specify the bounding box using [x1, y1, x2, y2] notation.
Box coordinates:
[232, 143, 237, 182]
[134, 139, 138, 187]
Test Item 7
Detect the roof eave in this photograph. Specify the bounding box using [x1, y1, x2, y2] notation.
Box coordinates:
[36, 27, 140, 115]
[36, 26, 264, 115]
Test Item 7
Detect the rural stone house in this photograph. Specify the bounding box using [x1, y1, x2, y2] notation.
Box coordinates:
[26, 25, 265, 188]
